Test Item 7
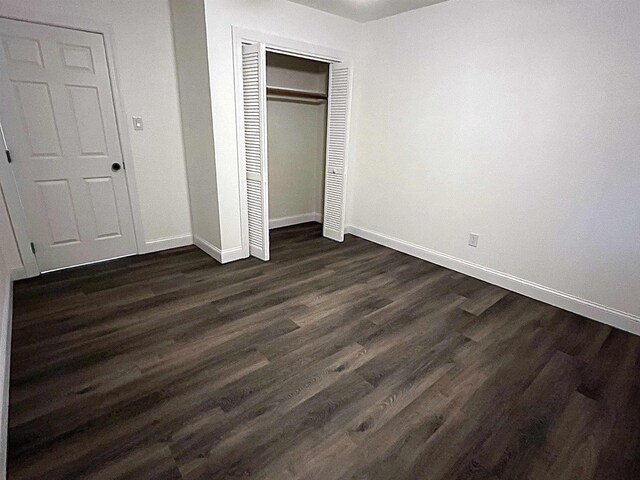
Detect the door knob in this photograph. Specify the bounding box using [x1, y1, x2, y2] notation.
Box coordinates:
[111, 162, 121, 172]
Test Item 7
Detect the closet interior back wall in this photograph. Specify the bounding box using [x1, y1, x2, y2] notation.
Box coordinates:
[266, 53, 328, 229]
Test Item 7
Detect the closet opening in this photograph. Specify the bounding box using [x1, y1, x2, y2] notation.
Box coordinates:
[266, 52, 329, 238]
[236, 31, 352, 262]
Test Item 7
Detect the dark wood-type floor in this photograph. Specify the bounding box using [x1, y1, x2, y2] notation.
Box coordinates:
[8, 223, 640, 479]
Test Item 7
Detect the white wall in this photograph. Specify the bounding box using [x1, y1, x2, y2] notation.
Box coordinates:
[349, 0, 640, 322]
[202, 0, 363, 250]
[170, 0, 221, 249]
[267, 99, 326, 222]
[0, 213, 12, 479]
[0, 0, 192, 252]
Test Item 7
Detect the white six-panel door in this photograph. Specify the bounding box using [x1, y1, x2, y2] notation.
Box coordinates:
[323, 63, 351, 242]
[242, 43, 270, 261]
[0, 19, 136, 272]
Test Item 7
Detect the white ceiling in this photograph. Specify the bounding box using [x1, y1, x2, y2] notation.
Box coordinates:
[287, 0, 449, 23]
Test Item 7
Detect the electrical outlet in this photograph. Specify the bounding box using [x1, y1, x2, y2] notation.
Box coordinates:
[132, 116, 144, 131]
[468, 233, 479, 248]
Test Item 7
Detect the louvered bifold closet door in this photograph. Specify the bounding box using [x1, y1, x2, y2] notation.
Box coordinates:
[242, 43, 270, 260]
[323, 63, 352, 242]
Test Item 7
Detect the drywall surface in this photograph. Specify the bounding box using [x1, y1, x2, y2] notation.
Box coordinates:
[287, 0, 449, 23]
[0, 0, 192, 248]
[349, 0, 640, 317]
[267, 99, 326, 222]
[0, 233, 11, 479]
[202, 0, 362, 249]
[170, 0, 221, 250]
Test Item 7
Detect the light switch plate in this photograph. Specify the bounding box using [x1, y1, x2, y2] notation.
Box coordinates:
[132, 116, 143, 131]
[468, 233, 479, 248]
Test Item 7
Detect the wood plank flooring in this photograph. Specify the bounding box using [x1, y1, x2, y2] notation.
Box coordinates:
[7, 223, 640, 479]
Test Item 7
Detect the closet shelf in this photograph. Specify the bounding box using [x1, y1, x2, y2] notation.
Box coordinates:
[266, 86, 327, 101]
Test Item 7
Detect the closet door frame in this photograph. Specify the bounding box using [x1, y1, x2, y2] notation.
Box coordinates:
[232, 27, 352, 260]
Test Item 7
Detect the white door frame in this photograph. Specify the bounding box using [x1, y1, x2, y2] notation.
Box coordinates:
[0, 6, 146, 278]
[231, 27, 352, 259]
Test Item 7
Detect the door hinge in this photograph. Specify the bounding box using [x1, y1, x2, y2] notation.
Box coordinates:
[122, 160, 126, 169]
[5, 149, 11, 163]
[30, 242, 36, 255]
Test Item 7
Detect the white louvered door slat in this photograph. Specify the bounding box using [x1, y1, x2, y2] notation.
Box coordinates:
[242, 43, 269, 260]
[323, 64, 351, 241]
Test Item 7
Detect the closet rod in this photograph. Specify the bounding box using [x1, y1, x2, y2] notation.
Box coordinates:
[266, 86, 327, 101]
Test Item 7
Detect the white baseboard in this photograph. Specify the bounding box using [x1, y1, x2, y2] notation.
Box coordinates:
[1, 236, 194, 282]
[270, 212, 322, 229]
[141, 233, 193, 254]
[193, 235, 248, 265]
[221, 246, 246, 263]
[193, 234, 222, 263]
[345, 225, 640, 336]
[1, 273, 14, 479]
